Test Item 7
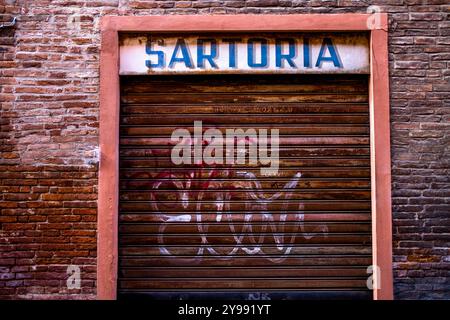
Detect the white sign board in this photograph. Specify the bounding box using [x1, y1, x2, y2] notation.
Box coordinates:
[120, 33, 369, 75]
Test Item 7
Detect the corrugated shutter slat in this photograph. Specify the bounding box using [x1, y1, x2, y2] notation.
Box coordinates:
[118, 74, 372, 300]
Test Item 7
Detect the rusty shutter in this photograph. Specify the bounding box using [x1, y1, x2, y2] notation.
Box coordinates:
[118, 74, 372, 299]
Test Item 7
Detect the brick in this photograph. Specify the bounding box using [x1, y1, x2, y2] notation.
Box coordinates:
[129, 1, 158, 9]
[410, 13, 444, 21]
[175, 1, 192, 8]
[247, 0, 279, 7]
[224, 1, 245, 7]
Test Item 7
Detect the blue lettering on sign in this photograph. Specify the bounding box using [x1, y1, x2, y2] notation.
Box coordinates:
[169, 38, 194, 68]
[303, 37, 311, 68]
[247, 38, 268, 68]
[197, 38, 218, 69]
[223, 38, 241, 68]
[145, 37, 344, 70]
[145, 38, 165, 68]
[275, 38, 296, 68]
[315, 38, 342, 68]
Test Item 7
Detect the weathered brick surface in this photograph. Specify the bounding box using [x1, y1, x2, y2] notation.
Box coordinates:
[0, 0, 449, 299]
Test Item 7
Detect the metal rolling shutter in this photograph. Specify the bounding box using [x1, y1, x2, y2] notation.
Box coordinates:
[118, 74, 372, 299]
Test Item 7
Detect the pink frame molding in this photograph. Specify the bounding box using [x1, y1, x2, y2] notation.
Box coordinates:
[98, 14, 393, 300]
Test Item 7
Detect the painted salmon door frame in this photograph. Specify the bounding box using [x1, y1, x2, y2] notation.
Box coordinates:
[98, 14, 393, 300]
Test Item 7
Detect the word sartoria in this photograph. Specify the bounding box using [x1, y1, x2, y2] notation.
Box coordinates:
[171, 121, 279, 176]
[146, 36, 342, 69]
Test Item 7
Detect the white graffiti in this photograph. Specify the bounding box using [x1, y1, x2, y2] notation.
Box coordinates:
[150, 169, 328, 263]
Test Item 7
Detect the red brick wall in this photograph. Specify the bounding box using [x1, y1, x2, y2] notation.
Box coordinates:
[0, 0, 449, 299]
